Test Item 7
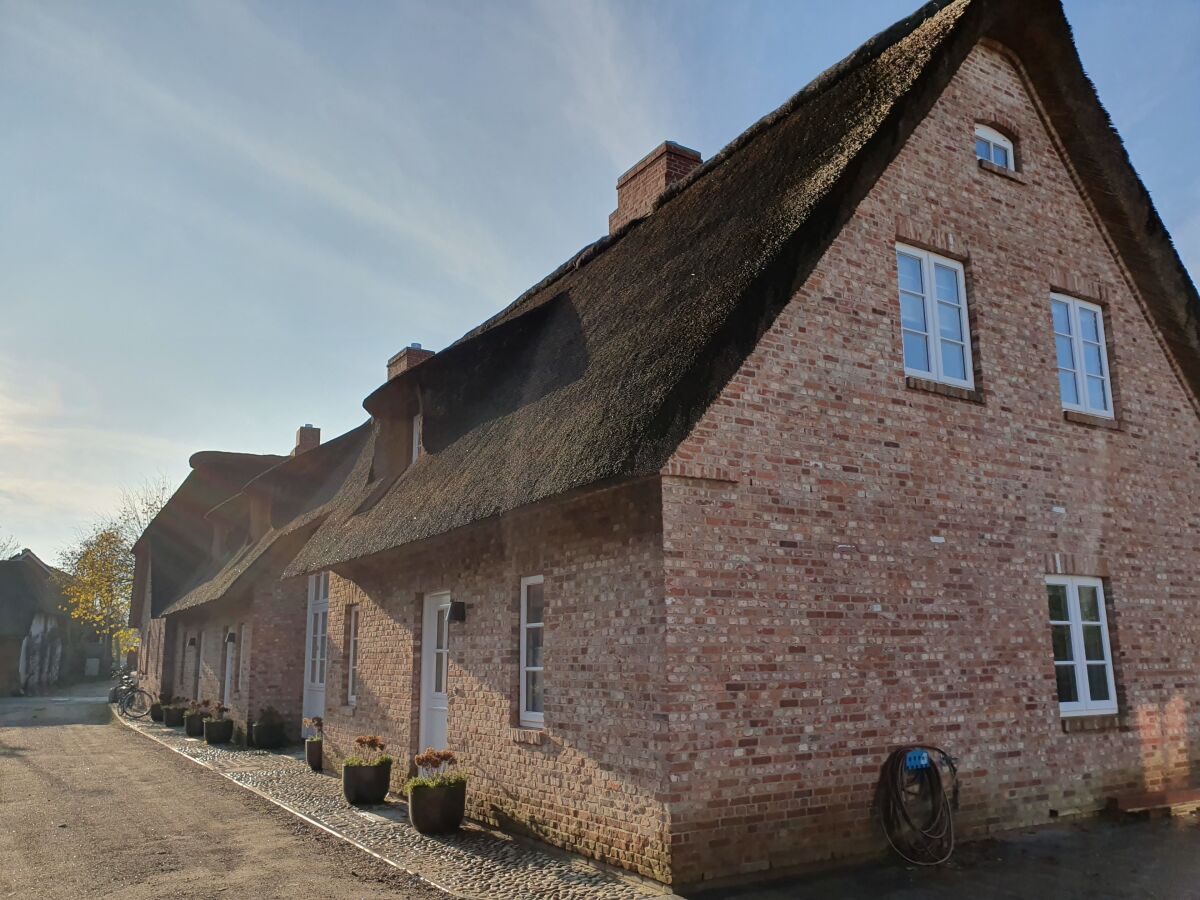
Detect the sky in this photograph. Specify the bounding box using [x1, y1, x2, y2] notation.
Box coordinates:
[1, 0, 1198, 561]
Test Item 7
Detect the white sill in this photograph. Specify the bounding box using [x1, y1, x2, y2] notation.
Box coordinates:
[1062, 406, 1115, 421]
[1059, 707, 1119, 719]
[904, 370, 974, 393]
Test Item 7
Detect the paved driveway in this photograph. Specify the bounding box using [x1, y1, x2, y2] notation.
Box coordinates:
[0, 685, 443, 899]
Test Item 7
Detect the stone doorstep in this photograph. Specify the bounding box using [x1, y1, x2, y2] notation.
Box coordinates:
[113, 710, 678, 900]
[1108, 788, 1200, 817]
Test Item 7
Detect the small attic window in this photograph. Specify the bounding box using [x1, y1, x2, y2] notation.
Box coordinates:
[974, 124, 1014, 170]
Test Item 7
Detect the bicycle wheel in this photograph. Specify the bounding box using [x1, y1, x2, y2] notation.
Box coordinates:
[121, 689, 153, 719]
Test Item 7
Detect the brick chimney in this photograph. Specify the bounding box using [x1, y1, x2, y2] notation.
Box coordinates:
[293, 424, 320, 456]
[608, 141, 702, 235]
[387, 342, 434, 381]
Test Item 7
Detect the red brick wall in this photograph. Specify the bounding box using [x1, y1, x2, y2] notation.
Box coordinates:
[246, 578, 307, 736]
[660, 43, 1200, 884]
[321, 480, 672, 881]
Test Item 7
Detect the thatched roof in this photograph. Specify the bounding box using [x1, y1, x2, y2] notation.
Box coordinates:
[0, 551, 66, 638]
[160, 424, 369, 617]
[287, 0, 1199, 576]
[131, 451, 284, 622]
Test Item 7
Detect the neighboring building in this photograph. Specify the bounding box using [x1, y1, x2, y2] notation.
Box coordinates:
[154, 425, 367, 739]
[266, 0, 1200, 888]
[0, 550, 73, 694]
[132, 449, 285, 702]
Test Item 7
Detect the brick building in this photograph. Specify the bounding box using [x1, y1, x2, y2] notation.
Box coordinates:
[134, 0, 1199, 889]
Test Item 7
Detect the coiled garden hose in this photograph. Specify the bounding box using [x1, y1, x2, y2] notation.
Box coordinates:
[878, 744, 960, 866]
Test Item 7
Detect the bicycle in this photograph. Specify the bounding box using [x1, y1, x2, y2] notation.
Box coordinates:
[118, 687, 154, 718]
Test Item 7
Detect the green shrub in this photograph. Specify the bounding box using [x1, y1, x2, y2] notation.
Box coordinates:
[343, 754, 393, 768]
[404, 772, 467, 795]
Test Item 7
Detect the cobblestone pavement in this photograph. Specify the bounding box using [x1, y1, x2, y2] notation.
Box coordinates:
[120, 713, 663, 900]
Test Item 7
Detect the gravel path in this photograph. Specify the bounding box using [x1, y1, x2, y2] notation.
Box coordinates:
[119, 709, 662, 900]
[0, 688, 443, 899]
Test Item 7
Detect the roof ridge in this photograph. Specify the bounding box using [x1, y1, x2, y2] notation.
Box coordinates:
[454, 0, 956, 348]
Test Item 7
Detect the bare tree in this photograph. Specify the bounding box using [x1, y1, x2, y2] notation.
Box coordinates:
[0, 530, 18, 558]
[115, 475, 174, 548]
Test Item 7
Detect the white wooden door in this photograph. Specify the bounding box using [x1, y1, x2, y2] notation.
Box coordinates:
[419, 592, 451, 751]
[302, 573, 329, 725]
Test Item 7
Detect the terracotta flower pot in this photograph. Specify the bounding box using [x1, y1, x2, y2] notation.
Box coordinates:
[184, 713, 205, 737]
[163, 706, 185, 727]
[306, 738, 323, 771]
[408, 781, 466, 834]
[203, 718, 234, 744]
[342, 761, 392, 805]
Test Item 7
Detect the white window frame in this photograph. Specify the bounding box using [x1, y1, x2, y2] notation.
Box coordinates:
[895, 244, 974, 390]
[410, 413, 421, 464]
[346, 605, 360, 705]
[519, 575, 545, 728]
[974, 124, 1014, 170]
[1045, 575, 1118, 717]
[1051, 293, 1114, 418]
[307, 572, 329, 688]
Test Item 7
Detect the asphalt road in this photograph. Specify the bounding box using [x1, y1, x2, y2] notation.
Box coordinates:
[0, 684, 444, 899]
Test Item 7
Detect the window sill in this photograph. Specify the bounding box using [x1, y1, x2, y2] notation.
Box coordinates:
[339, 703, 356, 715]
[512, 727, 545, 745]
[1060, 713, 1120, 734]
[1063, 410, 1120, 430]
[977, 158, 1024, 183]
[906, 376, 984, 405]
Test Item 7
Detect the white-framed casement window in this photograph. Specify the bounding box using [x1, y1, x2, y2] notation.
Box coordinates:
[974, 124, 1014, 170]
[410, 413, 422, 464]
[1051, 294, 1113, 417]
[346, 605, 360, 705]
[519, 575, 545, 728]
[895, 244, 974, 389]
[1046, 575, 1118, 717]
[308, 572, 329, 687]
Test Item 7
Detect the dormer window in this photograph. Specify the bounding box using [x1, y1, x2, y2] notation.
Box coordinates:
[974, 124, 1014, 170]
[410, 413, 422, 464]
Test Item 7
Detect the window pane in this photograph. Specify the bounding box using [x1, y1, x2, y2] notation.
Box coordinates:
[1055, 665, 1079, 703]
[1051, 624, 1074, 661]
[937, 302, 963, 340]
[1079, 308, 1100, 343]
[933, 265, 959, 304]
[525, 670, 544, 713]
[525, 582, 545, 624]
[434, 653, 444, 693]
[903, 331, 931, 372]
[897, 253, 923, 294]
[975, 137, 991, 160]
[900, 292, 926, 331]
[1052, 300, 1072, 334]
[1047, 585, 1069, 621]
[1083, 343, 1104, 376]
[993, 145, 1009, 169]
[526, 626, 543, 667]
[1078, 586, 1100, 622]
[1087, 664, 1111, 702]
[1055, 335, 1076, 370]
[1058, 370, 1079, 405]
[941, 341, 967, 381]
[437, 607, 448, 650]
[1083, 625, 1105, 661]
[1087, 376, 1109, 411]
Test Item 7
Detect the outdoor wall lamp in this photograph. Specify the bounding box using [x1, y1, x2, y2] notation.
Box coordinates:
[186, 637, 197, 647]
[448, 601, 467, 623]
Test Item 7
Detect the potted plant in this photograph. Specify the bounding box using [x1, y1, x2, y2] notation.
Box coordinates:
[404, 748, 467, 834]
[342, 735, 392, 805]
[183, 701, 208, 738]
[304, 716, 323, 771]
[149, 691, 171, 723]
[162, 703, 185, 727]
[203, 702, 234, 744]
[251, 706, 286, 749]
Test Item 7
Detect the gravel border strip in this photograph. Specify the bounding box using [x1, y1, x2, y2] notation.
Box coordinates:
[115, 710, 669, 900]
